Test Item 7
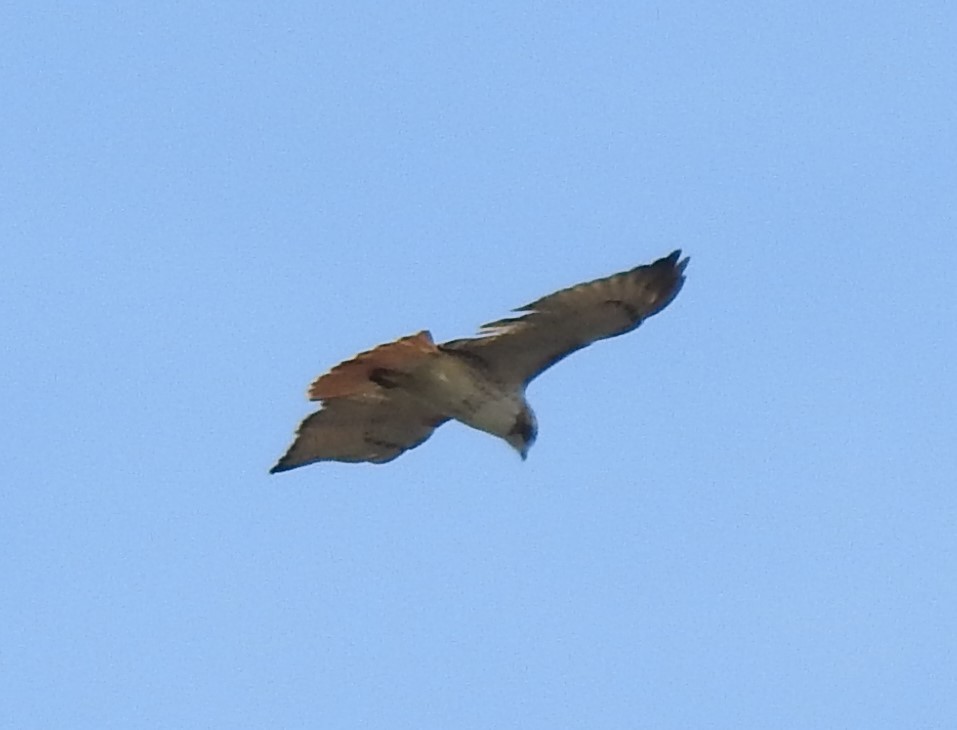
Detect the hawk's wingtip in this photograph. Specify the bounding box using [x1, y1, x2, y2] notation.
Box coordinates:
[664, 249, 690, 275]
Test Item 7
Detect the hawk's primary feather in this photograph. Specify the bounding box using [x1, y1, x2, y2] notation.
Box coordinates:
[441, 250, 687, 385]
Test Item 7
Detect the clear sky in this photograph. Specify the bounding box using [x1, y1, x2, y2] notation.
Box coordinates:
[3, 2, 956, 728]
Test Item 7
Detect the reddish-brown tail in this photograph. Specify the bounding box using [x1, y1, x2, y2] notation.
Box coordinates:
[307, 330, 438, 400]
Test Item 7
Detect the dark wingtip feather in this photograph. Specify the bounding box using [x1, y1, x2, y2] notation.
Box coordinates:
[269, 451, 310, 474]
[675, 251, 690, 275]
[659, 249, 687, 270]
[661, 248, 690, 284]
[638, 249, 689, 318]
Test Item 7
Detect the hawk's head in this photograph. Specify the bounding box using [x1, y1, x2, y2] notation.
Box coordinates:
[505, 406, 538, 461]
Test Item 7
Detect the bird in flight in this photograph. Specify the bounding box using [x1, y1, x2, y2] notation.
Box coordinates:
[270, 250, 688, 472]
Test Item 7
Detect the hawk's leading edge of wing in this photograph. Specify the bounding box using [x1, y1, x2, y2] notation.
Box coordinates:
[442, 250, 688, 386]
[270, 390, 448, 472]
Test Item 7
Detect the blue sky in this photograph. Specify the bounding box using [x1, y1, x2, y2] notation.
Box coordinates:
[3, 2, 956, 728]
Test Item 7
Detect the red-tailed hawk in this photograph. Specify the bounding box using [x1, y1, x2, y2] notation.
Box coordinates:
[271, 250, 688, 472]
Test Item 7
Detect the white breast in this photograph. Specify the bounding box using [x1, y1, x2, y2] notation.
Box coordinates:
[411, 355, 524, 438]
[462, 393, 524, 437]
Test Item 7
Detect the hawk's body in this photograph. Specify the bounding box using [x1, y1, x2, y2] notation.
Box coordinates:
[271, 250, 688, 472]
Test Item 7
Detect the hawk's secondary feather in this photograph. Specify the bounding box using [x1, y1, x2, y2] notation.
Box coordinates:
[270, 390, 447, 472]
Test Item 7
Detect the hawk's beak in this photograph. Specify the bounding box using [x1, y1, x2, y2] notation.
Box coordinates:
[516, 440, 530, 461]
[505, 412, 535, 461]
[505, 434, 529, 461]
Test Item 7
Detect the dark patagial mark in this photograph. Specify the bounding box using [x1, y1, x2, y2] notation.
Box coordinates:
[364, 435, 404, 451]
[369, 367, 402, 389]
[437, 345, 493, 372]
[605, 298, 641, 321]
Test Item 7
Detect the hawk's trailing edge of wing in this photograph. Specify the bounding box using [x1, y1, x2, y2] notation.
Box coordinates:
[270, 250, 688, 471]
[442, 250, 688, 385]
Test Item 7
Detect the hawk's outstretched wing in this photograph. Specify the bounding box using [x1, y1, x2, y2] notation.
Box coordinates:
[442, 250, 688, 386]
[270, 390, 448, 471]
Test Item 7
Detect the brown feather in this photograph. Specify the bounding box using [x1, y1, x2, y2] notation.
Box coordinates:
[270, 390, 448, 471]
[441, 250, 688, 385]
[307, 330, 438, 400]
